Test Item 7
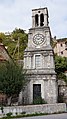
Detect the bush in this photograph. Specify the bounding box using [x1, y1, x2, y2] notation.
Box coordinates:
[6, 112, 12, 117]
[1, 106, 4, 113]
[33, 97, 47, 104]
[21, 111, 26, 114]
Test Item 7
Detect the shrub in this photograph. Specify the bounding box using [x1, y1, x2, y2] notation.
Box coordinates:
[33, 97, 47, 104]
[1, 106, 4, 113]
[6, 112, 12, 117]
[21, 111, 26, 114]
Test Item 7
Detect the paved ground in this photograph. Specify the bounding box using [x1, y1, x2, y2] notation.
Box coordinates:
[16, 113, 67, 119]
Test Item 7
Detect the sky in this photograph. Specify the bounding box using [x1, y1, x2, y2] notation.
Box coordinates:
[0, 0, 67, 38]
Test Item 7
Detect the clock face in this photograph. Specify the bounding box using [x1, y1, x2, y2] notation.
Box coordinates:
[33, 34, 45, 45]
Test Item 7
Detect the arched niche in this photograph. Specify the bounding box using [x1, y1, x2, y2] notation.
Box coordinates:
[40, 13, 44, 26]
[35, 14, 38, 27]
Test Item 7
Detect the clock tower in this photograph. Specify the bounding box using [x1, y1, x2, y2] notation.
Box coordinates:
[23, 7, 57, 104]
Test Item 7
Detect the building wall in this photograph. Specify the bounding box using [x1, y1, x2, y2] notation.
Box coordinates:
[54, 39, 67, 57]
[25, 74, 57, 104]
[23, 7, 58, 104]
[53, 39, 67, 103]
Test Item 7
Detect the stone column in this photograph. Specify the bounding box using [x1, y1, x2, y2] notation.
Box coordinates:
[44, 14, 48, 26]
[39, 15, 40, 27]
[23, 56, 27, 69]
[33, 54, 35, 69]
[29, 56, 31, 69]
[32, 15, 35, 28]
[31, 55, 33, 69]
[50, 55, 55, 68]
[47, 55, 50, 68]
[27, 56, 29, 69]
[46, 31, 50, 45]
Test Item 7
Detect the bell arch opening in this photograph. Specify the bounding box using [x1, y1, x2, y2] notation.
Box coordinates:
[40, 13, 44, 26]
[35, 14, 38, 27]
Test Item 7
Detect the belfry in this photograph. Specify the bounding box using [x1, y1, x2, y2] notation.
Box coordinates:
[23, 7, 58, 104]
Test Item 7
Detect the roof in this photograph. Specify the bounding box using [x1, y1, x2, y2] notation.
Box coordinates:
[0, 43, 12, 62]
[57, 38, 67, 42]
[32, 7, 48, 11]
[0, 55, 6, 61]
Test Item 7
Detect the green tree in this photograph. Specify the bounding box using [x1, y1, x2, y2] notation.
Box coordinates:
[54, 55, 67, 84]
[0, 61, 27, 105]
[0, 28, 28, 60]
[0, 33, 6, 43]
[11, 28, 25, 40]
[11, 28, 28, 59]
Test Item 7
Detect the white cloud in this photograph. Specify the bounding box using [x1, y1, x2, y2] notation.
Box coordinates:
[0, 0, 67, 38]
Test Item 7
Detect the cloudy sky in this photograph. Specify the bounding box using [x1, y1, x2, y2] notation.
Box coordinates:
[0, 0, 67, 38]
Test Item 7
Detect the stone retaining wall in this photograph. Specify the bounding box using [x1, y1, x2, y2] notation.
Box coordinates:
[0, 103, 66, 117]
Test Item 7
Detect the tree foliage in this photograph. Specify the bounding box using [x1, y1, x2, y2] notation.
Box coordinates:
[54, 55, 67, 84]
[0, 28, 28, 60]
[0, 61, 26, 99]
[0, 33, 6, 43]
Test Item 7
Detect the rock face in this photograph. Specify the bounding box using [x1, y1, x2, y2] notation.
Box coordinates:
[20, 7, 58, 104]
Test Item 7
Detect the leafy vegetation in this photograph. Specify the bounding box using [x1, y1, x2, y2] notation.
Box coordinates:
[6, 112, 12, 117]
[54, 55, 67, 84]
[0, 111, 65, 119]
[0, 28, 28, 60]
[33, 97, 47, 104]
[0, 61, 27, 105]
[0, 106, 4, 113]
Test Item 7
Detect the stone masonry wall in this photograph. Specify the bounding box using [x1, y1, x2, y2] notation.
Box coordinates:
[0, 103, 66, 117]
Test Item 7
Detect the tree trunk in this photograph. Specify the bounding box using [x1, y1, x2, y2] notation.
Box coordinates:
[7, 96, 12, 106]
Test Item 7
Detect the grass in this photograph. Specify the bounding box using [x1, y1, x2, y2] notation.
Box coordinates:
[0, 111, 66, 119]
[0, 113, 48, 119]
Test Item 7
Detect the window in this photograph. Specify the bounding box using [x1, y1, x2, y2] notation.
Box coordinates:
[35, 55, 41, 69]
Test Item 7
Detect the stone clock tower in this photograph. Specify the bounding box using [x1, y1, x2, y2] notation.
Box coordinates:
[23, 7, 57, 104]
